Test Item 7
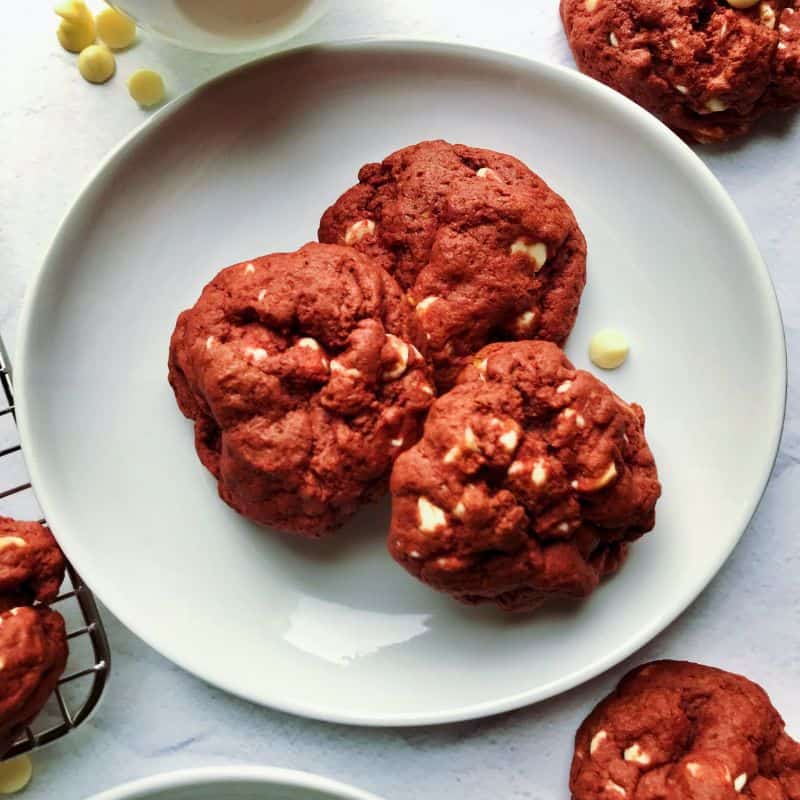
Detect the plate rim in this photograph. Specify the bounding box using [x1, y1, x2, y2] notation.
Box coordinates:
[85, 765, 385, 800]
[14, 38, 788, 726]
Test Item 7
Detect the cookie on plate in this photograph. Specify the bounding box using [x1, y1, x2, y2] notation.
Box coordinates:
[0, 517, 65, 610]
[560, 0, 800, 143]
[169, 242, 435, 537]
[318, 139, 587, 390]
[0, 606, 68, 755]
[388, 340, 660, 611]
[570, 660, 800, 800]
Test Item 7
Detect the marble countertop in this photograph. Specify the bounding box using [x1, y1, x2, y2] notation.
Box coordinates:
[2, 2, 799, 799]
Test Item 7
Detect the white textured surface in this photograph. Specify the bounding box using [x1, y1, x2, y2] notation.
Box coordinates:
[1, 2, 799, 799]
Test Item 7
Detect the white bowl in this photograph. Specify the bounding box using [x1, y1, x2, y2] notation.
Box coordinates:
[86, 766, 384, 800]
[110, 0, 327, 54]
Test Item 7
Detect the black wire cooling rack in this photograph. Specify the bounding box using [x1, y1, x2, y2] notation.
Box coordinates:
[0, 335, 110, 760]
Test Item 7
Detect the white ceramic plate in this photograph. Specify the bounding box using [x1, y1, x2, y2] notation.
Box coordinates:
[87, 766, 383, 800]
[16, 41, 785, 726]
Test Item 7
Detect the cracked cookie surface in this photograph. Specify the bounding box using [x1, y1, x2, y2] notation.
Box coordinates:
[560, 0, 800, 142]
[387, 340, 660, 611]
[571, 660, 800, 800]
[318, 140, 587, 390]
[169, 242, 434, 537]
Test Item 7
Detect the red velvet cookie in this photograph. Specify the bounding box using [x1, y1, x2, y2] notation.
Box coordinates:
[318, 140, 587, 390]
[0, 606, 68, 755]
[388, 341, 660, 611]
[0, 517, 65, 610]
[169, 242, 435, 537]
[571, 660, 800, 800]
[561, 0, 800, 142]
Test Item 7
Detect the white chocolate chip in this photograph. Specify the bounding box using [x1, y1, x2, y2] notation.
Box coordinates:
[444, 446, 461, 464]
[780, 22, 791, 32]
[453, 501, 466, 518]
[670, 38, 680, 48]
[298, 337, 320, 351]
[391, 437, 404, 447]
[475, 358, 488, 375]
[531, 459, 548, 487]
[516, 310, 538, 332]
[557, 522, 570, 534]
[409, 550, 421, 559]
[244, 263, 255, 274]
[344, 219, 376, 245]
[624, 744, 651, 766]
[778, 40, 788, 49]
[589, 329, 630, 370]
[590, 730, 608, 756]
[571, 479, 579, 490]
[415, 296, 439, 314]
[575, 414, 586, 428]
[245, 346, 267, 362]
[734, 774, 747, 792]
[384, 334, 410, 380]
[476, 167, 500, 180]
[586, 0, 598, 9]
[563, 408, 576, 419]
[205, 336, 215, 350]
[0, 537, 26, 551]
[330, 359, 361, 378]
[257, 289, 267, 302]
[421, 384, 435, 396]
[705, 98, 729, 113]
[499, 428, 519, 452]
[510, 239, 548, 271]
[760, 2, 776, 28]
[605, 781, 626, 798]
[418, 496, 446, 532]
[686, 763, 702, 778]
[556, 380, 572, 394]
[609, 32, 619, 47]
[508, 460, 526, 477]
[676, 84, 689, 95]
[581, 462, 618, 492]
[463, 426, 479, 452]
[410, 344, 423, 360]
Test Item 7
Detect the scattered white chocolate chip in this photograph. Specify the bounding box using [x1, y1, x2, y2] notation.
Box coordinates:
[127, 69, 166, 107]
[510, 239, 548, 271]
[344, 219, 376, 245]
[586, 0, 598, 10]
[384, 334, 410, 380]
[475, 358, 488, 375]
[499, 428, 519, 452]
[78, 44, 115, 84]
[589, 329, 630, 370]
[675, 85, 689, 95]
[0, 755, 33, 794]
[330, 359, 361, 378]
[624, 744, 651, 766]
[563, 408, 576, 419]
[420, 383, 435, 396]
[245, 346, 267, 362]
[409, 550, 421, 559]
[0, 537, 26, 551]
[557, 522, 570, 534]
[508, 460, 526, 477]
[390, 437, 404, 447]
[257, 289, 267, 302]
[609, 32, 619, 47]
[453, 501, 466, 518]
[734, 774, 747, 792]
[556, 380, 572, 394]
[705, 98, 729, 113]
[531, 459, 548, 487]
[605, 781, 626, 798]
[571, 479, 579, 490]
[298, 337, 320, 351]
[778, 41, 788, 49]
[410, 344, 423, 360]
[670, 38, 680, 48]
[244, 263, 255, 274]
[476, 167, 500, 180]
[415, 296, 439, 314]
[418, 496, 446, 532]
[686, 763, 702, 778]
[592, 462, 618, 490]
[444, 446, 461, 464]
[575, 414, 586, 429]
[590, 730, 608, 755]
[780, 22, 791, 32]
[760, 2, 776, 28]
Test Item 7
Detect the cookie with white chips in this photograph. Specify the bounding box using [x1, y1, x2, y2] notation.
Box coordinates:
[387, 341, 660, 611]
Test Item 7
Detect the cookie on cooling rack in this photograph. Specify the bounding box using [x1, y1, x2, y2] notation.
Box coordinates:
[169, 242, 435, 537]
[570, 660, 800, 800]
[0, 517, 66, 611]
[560, 0, 800, 143]
[0, 606, 68, 755]
[318, 139, 587, 390]
[388, 340, 660, 612]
